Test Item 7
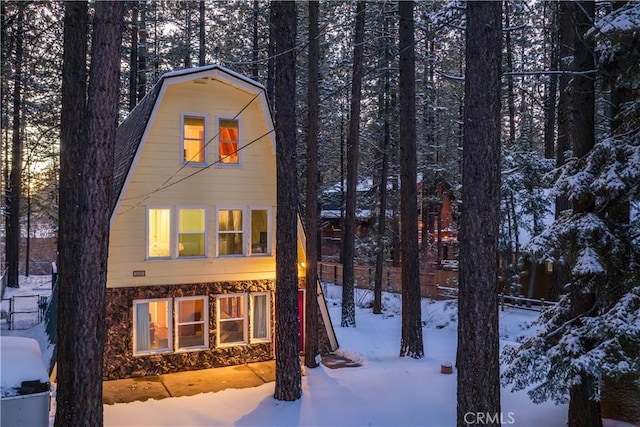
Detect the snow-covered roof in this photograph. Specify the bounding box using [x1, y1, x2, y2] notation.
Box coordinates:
[0, 336, 49, 397]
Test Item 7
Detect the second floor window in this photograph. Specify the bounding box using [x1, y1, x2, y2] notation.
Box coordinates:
[218, 209, 243, 256]
[178, 209, 206, 257]
[147, 207, 207, 259]
[183, 116, 206, 164]
[218, 119, 239, 164]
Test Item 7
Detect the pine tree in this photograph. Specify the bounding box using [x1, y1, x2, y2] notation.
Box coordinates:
[272, 0, 302, 402]
[56, 1, 123, 425]
[457, 2, 503, 425]
[341, 1, 365, 328]
[502, 3, 640, 424]
[398, 0, 423, 359]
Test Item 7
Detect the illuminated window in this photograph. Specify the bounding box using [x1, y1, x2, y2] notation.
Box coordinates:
[217, 294, 247, 346]
[134, 299, 172, 354]
[176, 297, 208, 350]
[148, 208, 171, 258]
[218, 119, 239, 164]
[250, 292, 270, 342]
[183, 116, 206, 164]
[218, 209, 243, 256]
[250, 209, 269, 255]
[178, 208, 206, 257]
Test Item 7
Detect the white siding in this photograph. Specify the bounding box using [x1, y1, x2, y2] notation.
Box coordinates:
[108, 78, 277, 287]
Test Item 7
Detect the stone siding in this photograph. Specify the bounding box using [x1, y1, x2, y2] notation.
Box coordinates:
[104, 280, 275, 380]
[105, 279, 335, 380]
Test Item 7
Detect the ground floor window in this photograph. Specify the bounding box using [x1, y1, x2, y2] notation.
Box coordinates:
[133, 296, 208, 355]
[176, 296, 208, 350]
[250, 292, 271, 343]
[216, 292, 272, 347]
[134, 291, 272, 354]
[217, 293, 247, 346]
[134, 299, 172, 354]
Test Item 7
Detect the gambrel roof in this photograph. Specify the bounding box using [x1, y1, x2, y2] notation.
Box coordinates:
[111, 65, 272, 217]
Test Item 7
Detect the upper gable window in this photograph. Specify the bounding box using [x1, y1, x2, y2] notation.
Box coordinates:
[183, 115, 206, 164]
[218, 119, 239, 164]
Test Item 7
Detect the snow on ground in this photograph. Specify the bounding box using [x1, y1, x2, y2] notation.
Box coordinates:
[1, 276, 634, 426]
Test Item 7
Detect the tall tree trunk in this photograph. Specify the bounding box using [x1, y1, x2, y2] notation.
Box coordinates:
[56, 1, 123, 425]
[304, 0, 320, 369]
[457, 2, 502, 425]
[504, 0, 516, 147]
[6, 2, 24, 289]
[199, 0, 205, 66]
[341, 1, 365, 328]
[251, 0, 259, 80]
[567, 2, 601, 425]
[543, 1, 559, 159]
[1, 1, 8, 281]
[129, 2, 139, 111]
[267, 4, 275, 107]
[398, 0, 423, 359]
[373, 7, 391, 315]
[550, 0, 573, 302]
[137, 0, 147, 102]
[272, 0, 301, 402]
[184, 4, 192, 68]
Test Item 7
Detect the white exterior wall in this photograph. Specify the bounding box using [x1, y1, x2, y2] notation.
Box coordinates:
[108, 79, 277, 288]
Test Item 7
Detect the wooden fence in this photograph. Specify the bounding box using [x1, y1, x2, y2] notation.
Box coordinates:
[435, 285, 556, 312]
[318, 262, 459, 300]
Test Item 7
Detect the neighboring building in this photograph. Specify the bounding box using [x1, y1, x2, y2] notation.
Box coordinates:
[104, 65, 336, 380]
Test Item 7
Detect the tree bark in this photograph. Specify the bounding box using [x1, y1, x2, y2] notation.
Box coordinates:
[56, 1, 123, 425]
[128, 2, 138, 111]
[543, 1, 559, 160]
[373, 6, 391, 315]
[550, 0, 573, 302]
[199, 0, 205, 66]
[272, 0, 302, 402]
[251, 0, 259, 80]
[398, 0, 423, 359]
[341, 0, 365, 328]
[304, 0, 320, 369]
[457, 2, 502, 425]
[6, 2, 24, 289]
[567, 2, 601, 425]
[137, 0, 147, 102]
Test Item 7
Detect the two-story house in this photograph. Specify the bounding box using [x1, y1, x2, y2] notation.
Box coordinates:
[104, 65, 336, 380]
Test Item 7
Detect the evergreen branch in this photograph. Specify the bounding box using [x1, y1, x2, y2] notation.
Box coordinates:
[543, 301, 598, 340]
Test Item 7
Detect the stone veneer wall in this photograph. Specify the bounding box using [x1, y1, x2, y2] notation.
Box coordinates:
[104, 280, 275, 380]
[104, 279, 336, 380]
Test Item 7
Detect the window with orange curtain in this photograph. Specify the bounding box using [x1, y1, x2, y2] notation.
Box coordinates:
[219, 119, 239, 164]
[183, 116, 205, 163]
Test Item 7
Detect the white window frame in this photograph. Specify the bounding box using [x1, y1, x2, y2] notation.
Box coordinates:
[216, 207, 246, 257]
[215, 116, 242, 167]
[175, 296, 209, 351]
[249, 207, 272, 256]
[146, 206, 174, 259]
[216, 293, 248, 348]
[133, 298, 173, 356]
[181, 112, 209, 166]
[146, 206, 208, 260]
[177, 206, 208, 258]
[249, 292, 271, 343]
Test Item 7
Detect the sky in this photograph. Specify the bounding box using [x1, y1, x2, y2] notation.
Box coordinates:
[1, 276, 637, 427]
